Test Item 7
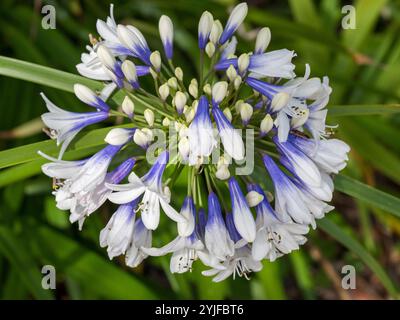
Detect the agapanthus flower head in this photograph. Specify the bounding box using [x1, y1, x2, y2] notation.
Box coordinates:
[40, 3, 350, 282]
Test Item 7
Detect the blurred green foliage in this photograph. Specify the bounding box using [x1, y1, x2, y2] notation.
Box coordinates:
[0, 0, 400, 299]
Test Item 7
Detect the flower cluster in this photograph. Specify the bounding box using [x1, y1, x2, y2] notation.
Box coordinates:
[39, 3, 350, 282]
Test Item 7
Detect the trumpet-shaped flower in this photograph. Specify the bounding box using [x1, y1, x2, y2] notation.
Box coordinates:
[188, 95, 217, 165]
[107, 151, 186, 230]
[40, 93, 109, 158]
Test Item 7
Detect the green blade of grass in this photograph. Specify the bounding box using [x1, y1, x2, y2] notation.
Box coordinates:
[329, 104, 400, 116]
[318, 217, 399, 297]
[335, 175, 400, 219]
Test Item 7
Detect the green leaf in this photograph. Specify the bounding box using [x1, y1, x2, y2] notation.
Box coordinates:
[0, 55, 100, 93]
[0, 125, 131, 170]
[335, 175, 400, 219]
[0, 226, 54, 300]
[339, 119, 400, 184]
[329, 104, 400, 116]
[318, 217, 399, 297]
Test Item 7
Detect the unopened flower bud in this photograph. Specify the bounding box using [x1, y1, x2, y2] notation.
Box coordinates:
[158, 83, 170, 101]
[189, 82, 198, 98]
[175, 67, 183, 81]
[185, 107, 196, 123]
[144, 109, 155, 127]
[238, 53, 250, 74]
[192, 100, 199, 113]
[209, 20, 223, 44]
[134, 128, 153, 149]
[226, 65, 237, 82]
[174, 91, 187, 114]
[234, 100, 244, 113]
[271, 92, 290, 112]
[121, 60, 138, 82]
[233, 75, 242, 90]
[260, 114, 273, 135]
[223, 108, 232, 122]
[212, 81, 228, 104]
[159, 15, 174, 59]
[198, 11, 214, 50]
[162, 117, 170, 127]
[205, 42, 215, 58]
[167, 77, 178, 90]
[255, 27, 271, 54]
[215, 165, 230, 180]
[246, 191, 264, 207]
[105, 128, 134, 145]
[240, 103, 253, 125]
[97, 45, 116, 71]
[122, 96, 135, 118]
[203, 83, 212, 96]
[150, 51, 161, 71]
[74, 84, 98, 106]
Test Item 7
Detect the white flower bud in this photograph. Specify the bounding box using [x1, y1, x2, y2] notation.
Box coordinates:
[203, 83, 212, 96]
[198, 11, 214, 48]
[192, 99, 199, 113]
[74, 84, 98, 106]
[142, 128, 154, 140]
[174, 67, 183, 81]
[188, 82, 198, 99]
[235, 100, 244, 113]
[150, 51, 161, 71]
[205, 42, 215, 58]
[240, 103, 253, 125]
[291, 109, 310, 129]
[209, 20, 223, 44]
[167, 77, 178, 90]
[133, 129, 153, 149]
[174, 91, 187, 114]
[238, 53, 250, 74]
[97, 45, 116, 70]
[159, 15, 173, 58]
[260, 114, 273, 135]
[158, 83, 170, 101]
[144, 109, 155, 127]
[233, 75, 242, 90]
[121, 60, 138, 85]
[215, 165, 230, 180]
[185, 107, 196, 123]
[162, 117, 171, 127]
[226, 65, 237, 82]
[178, 136, 190, 160]
[271, 92, 290, 112]
[105, 128, 133, 145]
[246, 191, 264, 207]
[223, 108, 232, 122]
[122, 96, 134, 118]
[212, 81, 228, 104]
[255, 27, 271, 54]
